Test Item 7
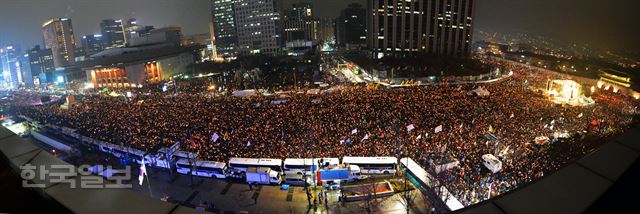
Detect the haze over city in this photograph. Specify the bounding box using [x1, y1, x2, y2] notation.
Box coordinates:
[1, 0, 639, 54]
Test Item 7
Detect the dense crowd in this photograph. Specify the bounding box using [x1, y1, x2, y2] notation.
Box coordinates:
[13, 61, 639, 206]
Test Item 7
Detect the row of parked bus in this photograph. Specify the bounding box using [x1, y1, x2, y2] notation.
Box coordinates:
[89, 140, 398, 183]
[23, 117, 400, 185]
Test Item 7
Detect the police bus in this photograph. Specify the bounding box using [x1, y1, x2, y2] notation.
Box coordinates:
[228, 158, 283, 177]
[283, 158, 340, 175]
[176, 159, 227, 178]
[341, 156, 397, 174]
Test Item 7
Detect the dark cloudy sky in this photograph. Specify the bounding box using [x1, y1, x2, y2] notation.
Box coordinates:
[1, 0, 638, 52]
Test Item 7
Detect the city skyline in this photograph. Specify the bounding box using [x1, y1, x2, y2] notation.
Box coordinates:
[0, 0, 638, 53]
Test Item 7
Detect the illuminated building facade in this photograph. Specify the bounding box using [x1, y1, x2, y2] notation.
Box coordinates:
[89, 67, 128, 88]
[81, 46, 197, 88]
[598, 69, 631, 89]
[234, 0, 283, 55]
[123, 18, 147, 45]
[283, 2, 316, 43]
[0, 46, 22, 88]
[100, 19, 126, 49]
[284, 20, 318, 43]
[289, 2, 313, 20]
[81, 34, 106, 56]
[42, 18, 77, 68]
[26, 45, 55, 86]
[367, 0, 476, 59]
[211, 0, 238, 60]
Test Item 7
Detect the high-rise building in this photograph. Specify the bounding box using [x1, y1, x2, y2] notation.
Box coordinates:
[289, 2, 313, 20]
[42, 18, 77, 68]
[26, 45, 55, 86]
[18, 54, 34, 88]
[0, 46, 33, 88]
[211, 0, 238, 60]
[0, 46, 21, 88]
[283, 2, 317, 43]
[367, 0, 476, 58]
[284, 20, 317, 42]
[234, 0, 283, 55]
[100, 19, 126, 49]
[123, 18, 140, 44]
[336, 3, 367, 50]
[81, 34, 105, 56]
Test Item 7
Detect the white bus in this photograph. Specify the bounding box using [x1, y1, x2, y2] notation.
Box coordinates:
[129, 149, 155, 166]
[151, 148, 173, 169]
[109, 145, 132, 159]
[283, 158, 340, 175]
[341, 156, 397, 174]
[228, 158, 283, 175]
[176, 159, 227, 179]
[97, 142, 117, 154]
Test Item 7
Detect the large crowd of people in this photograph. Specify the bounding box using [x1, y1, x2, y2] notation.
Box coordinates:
[11, 60, 639, 206]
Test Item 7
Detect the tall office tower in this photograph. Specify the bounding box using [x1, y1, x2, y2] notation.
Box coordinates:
[0, 46, 21, 88]
[81, 34, 105, 56]
[18, 54, 34, 88]
[42, 18, 77, 68]
[0, 46, 30, 88]
[367, 0, 476, 58]
[336, 3, 367, 49]
[211, 0, 238, 60]
[100, 19, 126, 49]
[26, 45, 55, 85]
[234, 0, 283, 55]
[123, 18, 140, 44]
[283, 19, 317, 42]
[289, 2, 313, 20]
[283, 2, 318, 43]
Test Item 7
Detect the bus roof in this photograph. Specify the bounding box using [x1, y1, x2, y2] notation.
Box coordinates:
[176, 159, 226, 168]
[229, 158, 282, 166]
[284, 158, 340, 166]
[342, 156, 396, 164]
[284, 158, 316, 166]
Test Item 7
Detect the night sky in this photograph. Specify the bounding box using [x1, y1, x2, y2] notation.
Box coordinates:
[0, 0, 638, 53]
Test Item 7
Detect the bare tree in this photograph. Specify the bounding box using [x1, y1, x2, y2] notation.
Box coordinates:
[359, 179, 380, 214]
[395, 181, 417, 214]
[397, 148, 416, 214]
[424, 155, 453, 214]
